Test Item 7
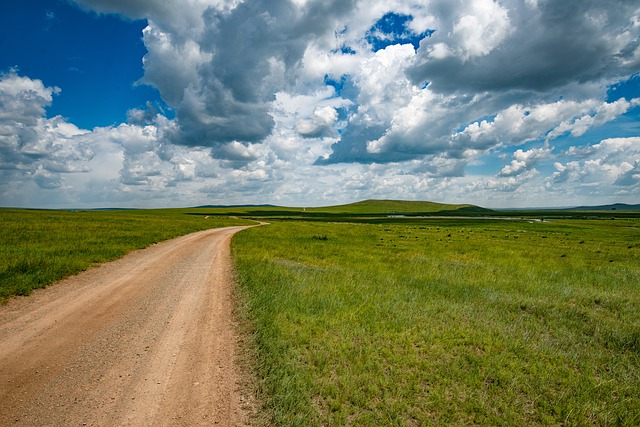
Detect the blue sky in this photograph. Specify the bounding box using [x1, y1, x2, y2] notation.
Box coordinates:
[1, 0, 639, 209]
[0, 0, 164, 129]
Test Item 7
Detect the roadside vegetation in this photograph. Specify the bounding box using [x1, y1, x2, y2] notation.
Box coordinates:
[232, 216, 640, 426]
[0, 208, 249, 301]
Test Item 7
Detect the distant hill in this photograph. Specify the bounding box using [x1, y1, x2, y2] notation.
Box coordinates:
[305, 199, 493, 215]
[194, 204, 276, 209]
[565, 203, 640, 212]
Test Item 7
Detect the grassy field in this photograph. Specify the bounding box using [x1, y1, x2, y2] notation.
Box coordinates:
[232, 217, 640, 426]
[0, 208, 250, 301]
[2, 201, 639, 424]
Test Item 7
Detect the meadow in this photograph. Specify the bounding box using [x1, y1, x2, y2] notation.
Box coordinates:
[232, 216, 640, 426]
[2, 203, 639, 425]
[0, 208, 249, 301]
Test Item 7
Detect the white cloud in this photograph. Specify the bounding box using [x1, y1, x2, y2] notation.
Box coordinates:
[356, 44, 418, 123]
[550, 137, 640, 191]
[295, 106, 339, 138]
[3, 1, 640, 208]
[141, 24, 211, 107]
[411, 0, 640, 94]
[0, 73, 227, 207]
[0, 72, 93, 193]
[478, 168, 539, 193]
[549, 98, 640, 138]
[499, 145, 552, 177]
[454, 98, 639, 151]
[0, 70, 59, 123]
[70, 0, 640, 170]
[451, 0, 511, 60]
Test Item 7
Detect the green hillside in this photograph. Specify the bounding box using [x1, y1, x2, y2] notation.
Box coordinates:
[305, 199, 493, 215]
[181, 199, 494, 219]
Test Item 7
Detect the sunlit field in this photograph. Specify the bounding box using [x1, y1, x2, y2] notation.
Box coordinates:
[0, 208, 249, 301]
[232, 217, 640, 426]
[2, 204, 639, 425]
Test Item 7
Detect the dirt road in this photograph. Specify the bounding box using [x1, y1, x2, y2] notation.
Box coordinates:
[0, 226, 256, 426]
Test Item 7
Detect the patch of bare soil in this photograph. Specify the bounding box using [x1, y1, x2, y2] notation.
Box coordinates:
[0, 226, 256, 426]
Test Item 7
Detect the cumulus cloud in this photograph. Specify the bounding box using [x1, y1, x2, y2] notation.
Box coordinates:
[550, 137, 640, 195]
[134, 0, 361, 152]
[69, 0, 640, 169]
[4, 0, 640, 208]
[319, 43, 422, 163]
[0, 71, 93, 191]
[410, 0, 640, 94]
[453, 98, 640, 153]
[548, 98, 640, 138]
[499, 145, 552, 177]
[316, 0, 640, 169]
[295, 106, 339, 138]
[475, 168, 540, 194]
[0, 70, 59, 124]
[1, 72, 224, 207]
[448, 0, 512, 60]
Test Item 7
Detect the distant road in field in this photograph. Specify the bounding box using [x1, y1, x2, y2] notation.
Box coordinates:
[0, 226, 256, 426]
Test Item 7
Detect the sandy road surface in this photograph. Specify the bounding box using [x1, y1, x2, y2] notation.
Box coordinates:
[0, 226, 256, 426]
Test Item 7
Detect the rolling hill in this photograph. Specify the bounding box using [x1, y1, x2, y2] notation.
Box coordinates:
[565, 203, 640, 212]
[304, 199, 493, 215]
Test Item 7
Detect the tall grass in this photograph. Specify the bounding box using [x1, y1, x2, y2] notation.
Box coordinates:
[232, 219, 640, 426]
[0, 208, 249, 301]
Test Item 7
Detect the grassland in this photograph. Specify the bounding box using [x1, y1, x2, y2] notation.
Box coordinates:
[0, 208, 250, 301]
[232, 216, 640, 426]
[2, 200, 639, 425]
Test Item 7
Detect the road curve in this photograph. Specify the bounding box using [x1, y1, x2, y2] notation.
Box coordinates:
[0, 226, 256, 426]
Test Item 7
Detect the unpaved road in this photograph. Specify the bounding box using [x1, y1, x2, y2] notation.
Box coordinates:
[0, 226, 256, 426]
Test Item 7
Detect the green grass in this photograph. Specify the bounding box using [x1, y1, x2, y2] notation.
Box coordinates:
[0, 208, 250, 301]
[232, 218, 640, 426]
[3, 202, 639, 424]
